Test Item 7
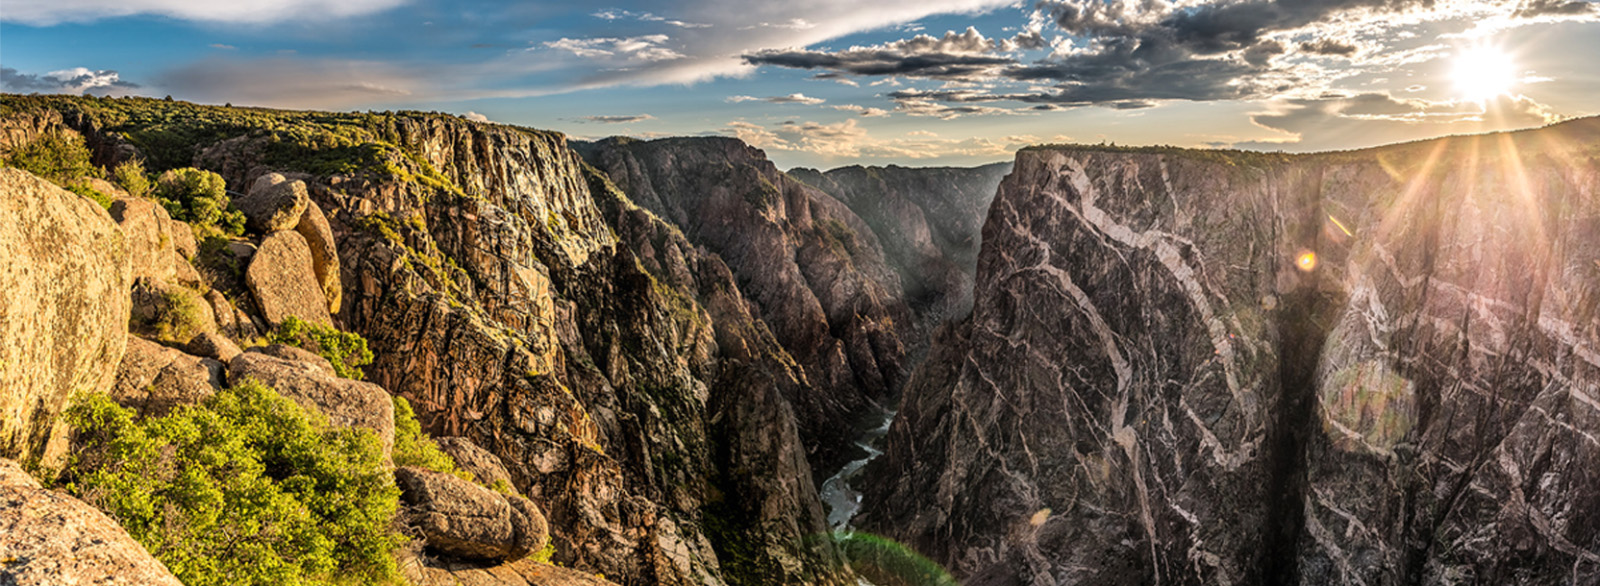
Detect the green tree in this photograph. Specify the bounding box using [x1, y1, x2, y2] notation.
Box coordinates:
[156, 167, 245, 236]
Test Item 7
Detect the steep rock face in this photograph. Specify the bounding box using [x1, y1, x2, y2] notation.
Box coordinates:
[864, 120, 1600, 585]
[862, 148, 1301, 585]
[581, 138, 914, 472]
[0, 168, 131, 466]
[0, 459, 184, 586]
[791, 162, 1010, 323]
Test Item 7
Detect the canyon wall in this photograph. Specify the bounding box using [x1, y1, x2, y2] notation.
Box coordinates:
[863, 120, 1600, 585]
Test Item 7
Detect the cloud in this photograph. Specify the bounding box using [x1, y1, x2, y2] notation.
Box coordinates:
[1238, 92, 1562, 151]
[579, 114, 656, 123]
[517, 0, 1017, 89]
[1, 66, 140, 95]
[723, 118, 1036, 160]
[832, 104, 890, 117]
[743, 26, 1029, 81]
[1, 0, 407, 25]
[1512, 0, 1597, 19]
[544, 35, 684, 62]
[591, 9, 710, 28]
[1299, 38, 1361, 57]
[210, 43, 237, 50]
[727, 93, 826, 104]
[463, 111, 491, 123]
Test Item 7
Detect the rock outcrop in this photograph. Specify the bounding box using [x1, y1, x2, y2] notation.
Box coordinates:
[791, 162, 1011, 324]
[0, 168, 130, 466]
[0, 459, 184, 586]
[246, 230, 334, 326]
[437, 437, 517, 489]
[294, 199, 342, 313]
[862, 120, 1600, 585]
[396, 466, 550, 561]
[111, 335, 225, 416]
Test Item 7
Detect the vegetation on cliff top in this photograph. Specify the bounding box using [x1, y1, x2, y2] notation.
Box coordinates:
[1, 130, 114, 208]
[266, 316, 375, 380]
[61, 383, 405, 586]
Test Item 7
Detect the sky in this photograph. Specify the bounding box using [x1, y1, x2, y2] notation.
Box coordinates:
[2, 0, 1598, 169]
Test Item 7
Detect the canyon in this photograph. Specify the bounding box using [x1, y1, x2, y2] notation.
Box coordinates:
[1, 94, 1597, 586]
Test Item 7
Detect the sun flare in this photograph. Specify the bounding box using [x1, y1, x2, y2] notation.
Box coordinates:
[1451, 46, 1516, 104]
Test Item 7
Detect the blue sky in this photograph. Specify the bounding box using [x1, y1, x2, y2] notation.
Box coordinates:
[3, 0, 1598, 168]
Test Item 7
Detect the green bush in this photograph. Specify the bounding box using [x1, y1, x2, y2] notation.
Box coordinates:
[62, 383, 405, 586]
[391, 395, 467, 480]
[3, 131, 114, 209]
[3, 131, 98, 186]
[113, 159, 153, 198]
[156, 168, 246, 236]
[266, 316, 374, 380]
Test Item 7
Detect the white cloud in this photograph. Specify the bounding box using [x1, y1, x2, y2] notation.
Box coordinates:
[2, 0, 407, 25]
[727, 93, 826, 104]
[833, 104, 891, 116]
[463, 111, 491, 123]
[1, 66, 140, 95]
[544, 35, 685, 62]
[725, 118, 1035, 160]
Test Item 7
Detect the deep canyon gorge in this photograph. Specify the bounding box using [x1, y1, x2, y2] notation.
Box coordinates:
[1, 95, 1597, 586]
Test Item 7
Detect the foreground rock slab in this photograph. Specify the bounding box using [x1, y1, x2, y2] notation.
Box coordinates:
[0, 168, 131, 465]
[0, 459, 184, 586]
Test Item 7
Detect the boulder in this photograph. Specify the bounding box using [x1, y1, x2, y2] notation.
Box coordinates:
[237, 173, 308, 233]
[295, 201, 342, 313]
[245, 230, 334, 327]
[0, 459, 185, 586]
[247, 343, 336, 377]
[206, 289, 261, 340]
[110, 336, 224, 416]
[227, 350, 393, 456]
[402, 558, 620, 586]
[395, 466, 548, 562]
[0, 168, 131, 465]
[185, 331, 242, 363]
[435, 437, 515, 490]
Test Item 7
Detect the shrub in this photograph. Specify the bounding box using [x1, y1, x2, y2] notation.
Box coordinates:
[62, 383, 405, 586]
[113, 159, 153, 198]
[3, 131, 98, 186]
[4, 131, 113, 209]
[156, 168, 246, 236]
[390, 395, 467, 480]
[266, 316, 374, 380]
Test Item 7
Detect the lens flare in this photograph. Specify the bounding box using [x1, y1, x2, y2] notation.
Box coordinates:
[1451, 45, 1516, 104]
[1296, 250, 1318, 272]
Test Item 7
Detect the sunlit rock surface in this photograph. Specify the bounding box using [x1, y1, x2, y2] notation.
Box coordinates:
[863, 119, 1600, 585]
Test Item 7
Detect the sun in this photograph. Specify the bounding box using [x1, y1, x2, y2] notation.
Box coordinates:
[1451, 46, 1517, 104]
